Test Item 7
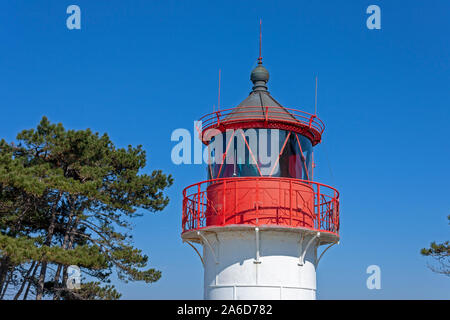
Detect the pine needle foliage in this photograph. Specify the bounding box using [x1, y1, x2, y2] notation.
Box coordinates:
[0, 117, 173, 299]
[420, 215, 450, 277]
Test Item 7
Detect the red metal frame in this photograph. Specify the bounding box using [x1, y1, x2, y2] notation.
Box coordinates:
[215, 129, 236, 178]
[295, 133, 310, 181]
[239, 131, 262, 176]
[211, 129, 311, 180]
[182, 177, 339, 237]
[269, 131, 291, 176]
[199, 106, 325, 146]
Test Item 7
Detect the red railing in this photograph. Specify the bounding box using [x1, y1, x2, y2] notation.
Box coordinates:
[182, 177, 339, 236]
[197, 106, 325, 136]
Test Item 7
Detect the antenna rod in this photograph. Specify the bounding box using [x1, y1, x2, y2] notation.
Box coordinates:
[258, 19, 262, 64]
[315, 76, 318, 115]
[218, 69, 221, 111]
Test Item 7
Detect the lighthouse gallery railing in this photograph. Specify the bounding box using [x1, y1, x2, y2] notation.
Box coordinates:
[198, 106, 325, 134]
[182, 177, 339, 236]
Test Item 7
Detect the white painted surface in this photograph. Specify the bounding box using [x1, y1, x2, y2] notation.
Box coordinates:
[200, 229, 320, 300]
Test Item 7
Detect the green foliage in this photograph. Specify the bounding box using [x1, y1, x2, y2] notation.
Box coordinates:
[65, 282, 122, 300]
[420, 215, 450, 277]
[0, 116, 173, 299]
[0, 234, 107, 268]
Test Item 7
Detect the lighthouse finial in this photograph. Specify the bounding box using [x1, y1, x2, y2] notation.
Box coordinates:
[258, 19, 262, 64]
[250, 19, 269, 92]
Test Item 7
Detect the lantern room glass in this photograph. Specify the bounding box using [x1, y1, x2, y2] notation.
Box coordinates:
[207, 129, 312, 181]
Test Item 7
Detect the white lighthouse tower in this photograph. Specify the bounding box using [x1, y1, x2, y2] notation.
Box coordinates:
[181, 55, 340, 300]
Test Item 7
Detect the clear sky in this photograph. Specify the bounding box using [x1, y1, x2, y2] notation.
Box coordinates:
[1, 0, 449, 299]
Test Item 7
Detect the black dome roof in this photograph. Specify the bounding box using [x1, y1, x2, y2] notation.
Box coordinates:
[224, 62, 296, 123]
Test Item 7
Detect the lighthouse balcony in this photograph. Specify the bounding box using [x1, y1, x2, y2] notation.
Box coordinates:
[198, 106, 325, 146]
[182, 177, 339, 240]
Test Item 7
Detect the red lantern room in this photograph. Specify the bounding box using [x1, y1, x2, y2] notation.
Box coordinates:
[182, 60, 339, 238]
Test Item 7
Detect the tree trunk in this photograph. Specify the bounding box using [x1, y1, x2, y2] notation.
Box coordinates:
[54, 200, 77, 300]
[61, 215, 80, 298]
[0, 268, 13, 299]
[23, 262, 40, 300]
[36, 191, 63, 300]
[52, 264, 63, 300]
[14, 262, 36, 300]
[0, 257, 10, 295]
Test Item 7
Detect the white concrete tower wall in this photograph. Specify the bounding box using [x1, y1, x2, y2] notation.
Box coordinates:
[199, 228, 323, 300]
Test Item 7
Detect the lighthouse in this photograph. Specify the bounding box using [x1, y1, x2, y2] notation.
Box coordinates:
[181, 56, 340, 300]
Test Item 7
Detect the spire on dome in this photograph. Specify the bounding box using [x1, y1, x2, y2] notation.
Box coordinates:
[250, 19, 269, 92]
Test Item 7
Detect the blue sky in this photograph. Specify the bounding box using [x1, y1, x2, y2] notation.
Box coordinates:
[1, 0, 449, 299]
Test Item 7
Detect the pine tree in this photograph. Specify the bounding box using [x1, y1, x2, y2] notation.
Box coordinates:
[0, 117, 173, 299]
[420, 215, 450, 277]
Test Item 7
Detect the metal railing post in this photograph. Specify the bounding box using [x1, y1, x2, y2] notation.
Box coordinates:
[333, 191, 337, 232]
[234, 180, 237, 224]
[216, 112, 221, 126]
[256, 179, 259, 225]
[182, 198, 186, 231]
[197, 184, 201, 228]
[289, 180, 293, 226]
[317, 185, 321, 230]
[222, 180, 226, 226]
